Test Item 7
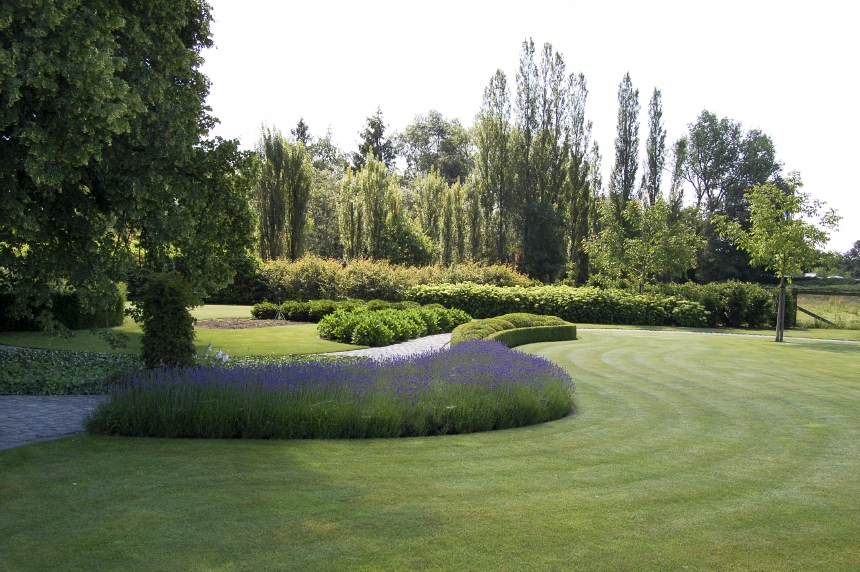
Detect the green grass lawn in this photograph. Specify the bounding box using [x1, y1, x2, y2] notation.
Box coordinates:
[0, 305, 364, 356]
[2, 330, 859, 570]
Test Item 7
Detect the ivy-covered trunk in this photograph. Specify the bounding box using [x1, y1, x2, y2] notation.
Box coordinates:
[776, 275, 786, 342]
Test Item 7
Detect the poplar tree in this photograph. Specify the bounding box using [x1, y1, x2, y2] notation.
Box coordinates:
[609, 73, 640, 221]
[640, 88, 666, 206]
[473, 70, 514, 263]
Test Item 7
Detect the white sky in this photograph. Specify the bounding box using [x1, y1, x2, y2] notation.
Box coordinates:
[200, 0, 858, 252]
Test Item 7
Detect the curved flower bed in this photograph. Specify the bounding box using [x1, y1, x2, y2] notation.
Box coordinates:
[85, 340, 574, 439]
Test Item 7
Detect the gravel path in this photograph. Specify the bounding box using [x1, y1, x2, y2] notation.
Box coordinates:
[0, 334, 452, 451]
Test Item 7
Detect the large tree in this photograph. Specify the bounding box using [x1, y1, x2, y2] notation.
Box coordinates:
[352, 107, 396, 170]
[397, 110, 472, 184]
[714, 179, 839, 341]
[473, 70, 515, 264]
[255, 126, 314, 261]
[640, 88, 667, 206]
[1, 0, 254, 365]
[608, 73, 640, 222]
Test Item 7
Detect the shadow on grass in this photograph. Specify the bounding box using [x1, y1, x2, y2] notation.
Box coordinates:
[784, 340, 860, 354]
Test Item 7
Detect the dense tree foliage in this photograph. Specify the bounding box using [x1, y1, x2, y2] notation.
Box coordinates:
[1, 0, 254, 365]
[397, 110, 473, 184]
[255, 126, 314, 261]
[352, 107, 396, 170]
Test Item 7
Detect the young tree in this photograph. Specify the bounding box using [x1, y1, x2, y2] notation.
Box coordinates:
[714, 179, 840, 341]
[608, 73, 640, 222]
[586, 199, 699, 294]
[640, 88, 667, 206]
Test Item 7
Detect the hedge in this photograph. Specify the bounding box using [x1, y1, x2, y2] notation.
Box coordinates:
[0, 290, 126, 332]
[408, 284, 709, 328]
[451, 313, 575, 346]
[208, 254, 534, 304]
[646, 281, 793, 328]
[317, 305, 471, 346]
[488, 325, 578, 348]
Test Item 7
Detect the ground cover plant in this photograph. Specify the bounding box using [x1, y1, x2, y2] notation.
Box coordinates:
[2, 330, 859, 570]
[85, 340, 574, 439]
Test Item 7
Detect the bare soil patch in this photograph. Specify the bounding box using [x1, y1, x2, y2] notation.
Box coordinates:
[195, 318, 307, 329]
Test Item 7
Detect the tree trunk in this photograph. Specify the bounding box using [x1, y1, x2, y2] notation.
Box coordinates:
[776, 276, 786, 342]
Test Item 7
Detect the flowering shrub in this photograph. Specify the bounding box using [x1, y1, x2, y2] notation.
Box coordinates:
[85, 340, 575, 439]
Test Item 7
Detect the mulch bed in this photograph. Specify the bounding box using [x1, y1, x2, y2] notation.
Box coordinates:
[195, 318, 307, 329]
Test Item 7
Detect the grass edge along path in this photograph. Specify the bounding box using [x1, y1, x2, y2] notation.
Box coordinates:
[2, 330, 859, 570]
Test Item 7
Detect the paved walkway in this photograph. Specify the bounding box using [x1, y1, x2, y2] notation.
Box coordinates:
[0, 334, 452, 451]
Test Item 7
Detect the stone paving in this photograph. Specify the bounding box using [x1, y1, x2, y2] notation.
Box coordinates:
[0, 334, 452, 451]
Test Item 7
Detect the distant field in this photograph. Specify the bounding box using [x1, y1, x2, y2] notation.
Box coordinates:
[796, 293, 860, 330]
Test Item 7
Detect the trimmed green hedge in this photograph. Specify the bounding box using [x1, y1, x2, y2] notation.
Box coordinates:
[0, 290, 126, 332]
[451, 313, 575, 346]
[251, 299, 421, 323]
[408, 284, 709, 328]
[317, 305, 471, 346]
[488, 325, 578, 348]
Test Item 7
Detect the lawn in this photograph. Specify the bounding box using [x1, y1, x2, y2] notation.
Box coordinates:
[0, 305, 364, 356]
[2, 330, 858, 570]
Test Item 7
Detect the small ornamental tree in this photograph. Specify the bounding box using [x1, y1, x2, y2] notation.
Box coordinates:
[587, 198, 699, 293]
[714, 180, 840, 341]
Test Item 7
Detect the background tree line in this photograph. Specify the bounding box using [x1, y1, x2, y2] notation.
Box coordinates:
[253, 37, 848, 289]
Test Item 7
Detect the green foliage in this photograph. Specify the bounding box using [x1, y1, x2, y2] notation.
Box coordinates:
[409, 283, 713, 327]
[714, 180, 839, 340]
[255, 127, 314, 261]
[252, 255, 532, 303]
[317, 306, 471, 346]
[451, 313, 572, 345]
[1, 0, 255, 337]
[0, 348, 142, 395]
[648, 281, 788, 328]
[587, 198, 700, 293]
[0, 289, 124, 332]
[130, 272, 197, 369]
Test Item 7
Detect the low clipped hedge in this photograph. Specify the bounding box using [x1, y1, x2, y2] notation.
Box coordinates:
[489, 325, 578, 348]
[451, 313, 575, 346]
[408, 284, 709, 328]
[251, 299, 420, 323]
[317, 305, 471, 346]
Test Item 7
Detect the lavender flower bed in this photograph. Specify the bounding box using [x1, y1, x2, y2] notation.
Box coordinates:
[85, 340, 574, 439]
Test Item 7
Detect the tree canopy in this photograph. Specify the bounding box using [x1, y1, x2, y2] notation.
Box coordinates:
[1, 0, 254, 363]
